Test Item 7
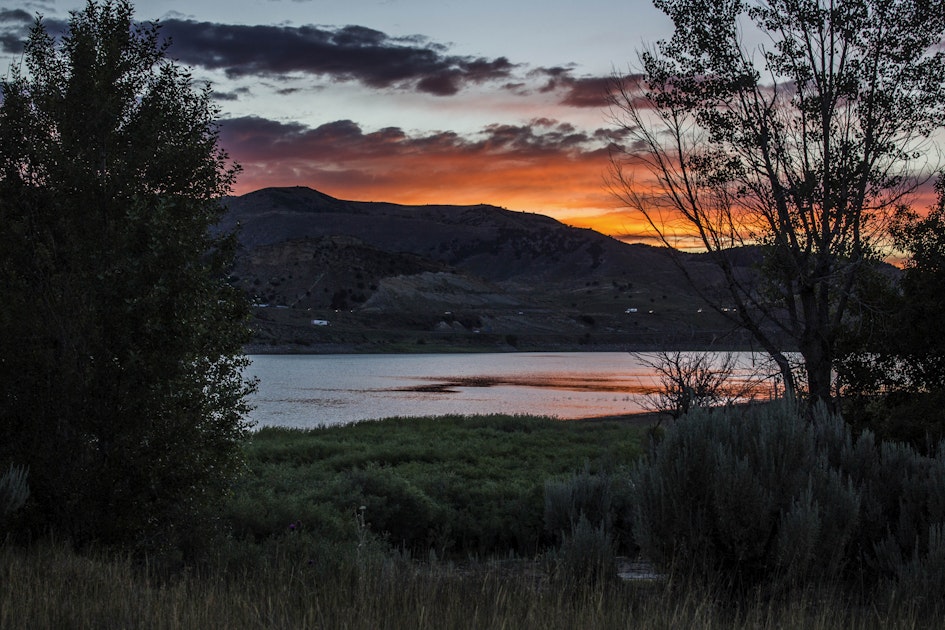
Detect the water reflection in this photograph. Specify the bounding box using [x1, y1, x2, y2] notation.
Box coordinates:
[245, 352, 774, 429]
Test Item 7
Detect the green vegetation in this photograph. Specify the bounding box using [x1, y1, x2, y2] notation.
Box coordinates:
[0, 0, 254, 550]
[224, 414, 641, 560]
[2, 541, 939, 630]
[3, 411, 944, 628]
[0, 465, 29, 527]
[837, 186, 945, 448]
[633, 402, 945, 602]
[1, 0, 944, 627]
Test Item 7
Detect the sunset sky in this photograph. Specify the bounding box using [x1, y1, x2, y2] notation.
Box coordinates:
[0, 0, 676, 241]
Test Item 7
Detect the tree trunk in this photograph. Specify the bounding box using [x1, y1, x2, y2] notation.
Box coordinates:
[800, 335, 834, 412]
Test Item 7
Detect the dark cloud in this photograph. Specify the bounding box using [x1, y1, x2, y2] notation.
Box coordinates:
[0, 8, 32, 23]
[0, 8, 34, 54]
[159, 19, 516, 96]
[2, 11, 622, 110]
[211, 86, 252, 101]
[219, 115, 612, 164]
[558, 76, 614, 107]
[531, 68, 647, 109]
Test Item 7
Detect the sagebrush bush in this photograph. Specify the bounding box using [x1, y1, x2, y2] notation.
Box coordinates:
[633, 403, 859, 589]
[543, 466, 612, 540]
[858, 439, 945, 603]
[543, 464, 634, 555]
[547, 514, 616, 585]
[632, 401, 945, 599]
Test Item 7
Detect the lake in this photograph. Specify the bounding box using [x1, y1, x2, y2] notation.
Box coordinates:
[245, 351, 777, 428]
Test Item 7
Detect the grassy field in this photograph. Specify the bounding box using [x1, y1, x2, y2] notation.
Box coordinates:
[2, 413, 941, 628]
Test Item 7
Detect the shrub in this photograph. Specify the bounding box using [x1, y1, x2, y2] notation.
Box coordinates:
[632, 401, 945, 598]
[859, 440, 945, 601]
[543, 464, 634, 554]
[631, 402, 860, 591]
[544, 466, 611, 539]
[340, 465, 444, 550]
[547, 515, 616, 585]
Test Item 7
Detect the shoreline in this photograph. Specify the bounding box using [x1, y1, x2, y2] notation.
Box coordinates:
[244, 341, 770, 355]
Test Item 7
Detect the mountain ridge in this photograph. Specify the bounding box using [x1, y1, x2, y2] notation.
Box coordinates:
[223, 186, 745, 351]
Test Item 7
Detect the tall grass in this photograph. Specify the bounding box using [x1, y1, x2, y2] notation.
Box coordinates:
[0, 542, 936, 629]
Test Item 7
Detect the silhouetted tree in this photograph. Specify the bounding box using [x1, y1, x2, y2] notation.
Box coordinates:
[0, 0, 254, 550]
[610, 0, 945, 407]
[836, 181, 945, 446]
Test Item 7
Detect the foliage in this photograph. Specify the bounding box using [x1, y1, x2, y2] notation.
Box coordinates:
[224, 414, 643, 560]
[632, 402, 859, 591]
[2, 413, 943, 626]
[542, 464, 635, 584]
[543, 463, 634, 552]
[545, 514, 617, 586]
[889, 191, 945, 392]
[836, 183, 945, 446]
[7, 540, 943, 630]
[610, 0, 945, 406]
[0, 1, 254, 549]
[631, 401, 945, 599]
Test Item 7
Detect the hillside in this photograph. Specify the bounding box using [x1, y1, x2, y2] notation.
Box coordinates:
[223, 187, 748, 352]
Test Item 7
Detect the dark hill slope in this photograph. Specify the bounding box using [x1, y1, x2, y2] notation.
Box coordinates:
[222, 186, 683, 285]
[222, 187, 743, 351]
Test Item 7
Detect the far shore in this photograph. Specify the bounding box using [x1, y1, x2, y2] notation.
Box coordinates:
[244, 340, 773, 355]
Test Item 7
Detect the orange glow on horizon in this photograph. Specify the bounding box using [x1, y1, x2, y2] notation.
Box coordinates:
[229, 143, 942, 258]
[228, 142, 649, 240]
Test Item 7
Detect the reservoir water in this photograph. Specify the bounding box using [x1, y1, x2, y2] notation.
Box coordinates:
[246, 351, 776, 428]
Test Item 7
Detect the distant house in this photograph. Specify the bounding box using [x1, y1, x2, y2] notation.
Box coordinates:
[311, 319, 330, 326]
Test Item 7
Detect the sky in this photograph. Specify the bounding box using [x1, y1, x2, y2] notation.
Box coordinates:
[0, 0, 676, 241]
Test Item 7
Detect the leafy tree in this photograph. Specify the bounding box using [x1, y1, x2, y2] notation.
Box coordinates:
[0, 0, 255, 549]
[610, 0, 945, 407]
[836, 181, 945, 446]
[890, 184, 945, 391]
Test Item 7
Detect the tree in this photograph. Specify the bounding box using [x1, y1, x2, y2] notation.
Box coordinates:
[0, 0, 255, 549]
[632, 349, 772, 422]
[835, 180, 945, 446]
[610, 0, 945, 407]
[890, 183, 945, 391]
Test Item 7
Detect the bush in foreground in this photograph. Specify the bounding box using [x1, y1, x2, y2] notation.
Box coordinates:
[631, 401, 945, 603]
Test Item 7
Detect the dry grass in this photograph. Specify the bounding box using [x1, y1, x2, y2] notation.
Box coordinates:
[0, 542, 938, 630]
